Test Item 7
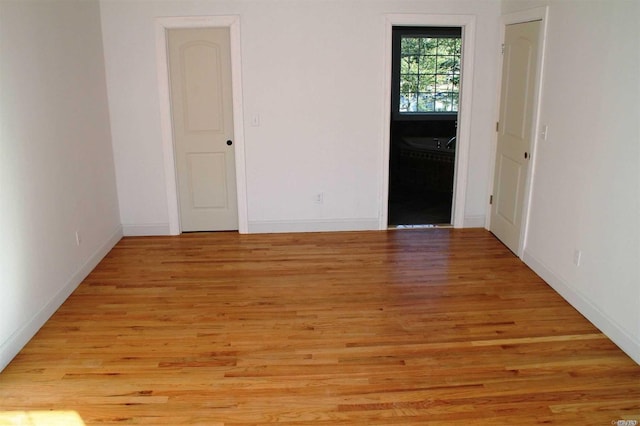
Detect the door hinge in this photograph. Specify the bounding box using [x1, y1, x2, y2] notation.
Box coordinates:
[490, 195, 493, 205]
[501, 43, 505, 54]
[496, 122, 499, 132]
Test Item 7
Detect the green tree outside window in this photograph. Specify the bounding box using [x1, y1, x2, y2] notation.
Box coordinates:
[399, 36, 461, 113]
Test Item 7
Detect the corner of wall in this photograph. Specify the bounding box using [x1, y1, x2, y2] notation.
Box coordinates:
[0, 225, 123, 372]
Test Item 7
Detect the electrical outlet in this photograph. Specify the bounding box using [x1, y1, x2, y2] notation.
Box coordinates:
[314, 192, 324, 204]
[75, 231, 81, 246]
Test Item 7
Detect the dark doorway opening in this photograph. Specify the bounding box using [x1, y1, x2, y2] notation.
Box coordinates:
[388, 26, 461, 227]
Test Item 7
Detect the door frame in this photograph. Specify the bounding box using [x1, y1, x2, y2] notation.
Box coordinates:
[487, 7, 549, 256]
[381, 14, 476, 229]
[155, 16, 248, 235]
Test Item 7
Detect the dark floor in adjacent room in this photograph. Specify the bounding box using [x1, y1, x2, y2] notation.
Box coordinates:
[388, 185, 452, 226]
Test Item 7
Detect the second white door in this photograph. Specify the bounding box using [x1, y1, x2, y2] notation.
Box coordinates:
[168, 27, 238, 232]
[490, 20, 541, 253]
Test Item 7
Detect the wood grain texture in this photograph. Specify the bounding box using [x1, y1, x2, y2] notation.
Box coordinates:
[2, 229, 639, 425]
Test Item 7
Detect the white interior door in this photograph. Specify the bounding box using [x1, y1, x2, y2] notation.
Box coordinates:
[490, 20, 541, 253]
[168, 28, 238, 232]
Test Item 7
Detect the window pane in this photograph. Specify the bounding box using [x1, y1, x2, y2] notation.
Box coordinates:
[436, 55, 458, 75]
[400, 74, 418, 93]
[418, 55, 436, 74]
[400, 55, 418, 74]
[419, 37, 438, 54]
[436, 75, 453, 92]
[451, 71, 460, 88]
[397, 34, 461, 114]
[435, 92, 453, 112]
[418, 93, 435, 112]
[401, 37, 420, 54]
[437, 38, 460, 55]
[453, 38, 462, 55]
[417, 75, 435, 92]
[451, 92, 459, 111]
[400, 93, 418, 112]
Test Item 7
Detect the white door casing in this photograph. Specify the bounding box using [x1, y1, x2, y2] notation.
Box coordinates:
[168, 28, 238, 232]
[156, 16, 248, 235]
[490, 19, 542, 254]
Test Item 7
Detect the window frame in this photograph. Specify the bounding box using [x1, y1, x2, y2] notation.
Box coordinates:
[391, 26, 462, 121]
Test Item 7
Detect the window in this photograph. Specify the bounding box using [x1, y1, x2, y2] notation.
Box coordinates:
[392, 27, 462, 116]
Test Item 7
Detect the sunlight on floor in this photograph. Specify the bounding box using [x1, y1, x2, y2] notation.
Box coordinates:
[0, 411, 85, 426]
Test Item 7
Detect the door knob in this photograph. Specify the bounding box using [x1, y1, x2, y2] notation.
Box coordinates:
[226, 140, 233, 146]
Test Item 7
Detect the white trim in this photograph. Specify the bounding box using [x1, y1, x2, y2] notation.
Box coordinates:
[0, 225, 123, 372]
[155, 15, 249, 235]
[502, 6, 549, 26]
[463, 215, 486, 228]
[523, 250, 640, 365]
[122, 223, 171, 236]
[248, 218, 379, 234]
[380, 14, 476, 230]
[487, 7, 549, 256]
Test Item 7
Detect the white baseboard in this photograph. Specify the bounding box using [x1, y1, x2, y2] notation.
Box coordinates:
[0, 225, 123, 372]
[248, 218, 380, 234]
[463, 215, 486, 228]
[523, 250, 640, 365]
[123, 217, 486, 235]
[122, 222, 171, 236]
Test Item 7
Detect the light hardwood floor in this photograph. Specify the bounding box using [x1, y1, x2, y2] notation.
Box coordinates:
[2, 229, 639, 425]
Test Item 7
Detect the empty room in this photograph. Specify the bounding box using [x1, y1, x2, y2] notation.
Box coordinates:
[1, 0, 638, 424]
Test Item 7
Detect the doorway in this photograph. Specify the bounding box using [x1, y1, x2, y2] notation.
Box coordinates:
[381, 15, 475, 230]
[388, 26, 461, 227]
[156, 16, 249, 235]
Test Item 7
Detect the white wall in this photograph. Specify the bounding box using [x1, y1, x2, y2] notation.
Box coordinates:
[0, 0, 122, 371]
[100, 0, 501, 235]
[502, 0, 640, 363]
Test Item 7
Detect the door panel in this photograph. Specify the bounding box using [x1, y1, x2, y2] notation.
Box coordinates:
[495, 155, 522, 225]
[168, 28, 238, 232]
[187, 153, 229, 209]
[181, 43, 224, 132]
[504, 36, 534, 140]
[490, 20, 541, 253]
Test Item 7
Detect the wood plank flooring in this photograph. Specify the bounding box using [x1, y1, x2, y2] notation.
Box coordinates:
[1, 229, 639, 425]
